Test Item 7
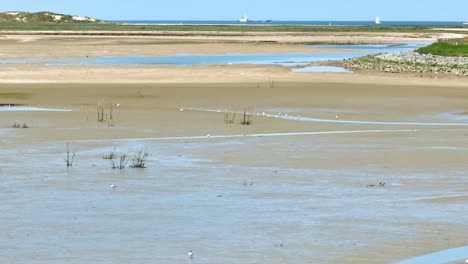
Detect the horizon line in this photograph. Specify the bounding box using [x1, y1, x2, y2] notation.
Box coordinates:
[109, 19, 466, 22]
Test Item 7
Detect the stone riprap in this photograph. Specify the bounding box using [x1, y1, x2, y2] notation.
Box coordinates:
[343, 51, 468, 76]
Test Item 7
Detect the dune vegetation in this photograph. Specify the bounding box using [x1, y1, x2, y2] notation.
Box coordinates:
[0, 11, 100, 24]
[417, 38, 468, 57]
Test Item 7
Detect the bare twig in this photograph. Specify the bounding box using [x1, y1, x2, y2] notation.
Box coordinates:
[65, 143, 76, 167]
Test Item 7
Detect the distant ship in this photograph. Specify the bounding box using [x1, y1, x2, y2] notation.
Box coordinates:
[463, 21, 468, 25]
[239, 15, 272, 23]
[239, 15, 249, 23]
[375, 16, 382, 25]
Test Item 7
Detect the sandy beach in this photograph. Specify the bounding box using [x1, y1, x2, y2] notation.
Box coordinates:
[1, 31, 468, 264]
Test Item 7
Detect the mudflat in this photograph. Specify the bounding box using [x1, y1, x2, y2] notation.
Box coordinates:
[0, 32, 467, 264]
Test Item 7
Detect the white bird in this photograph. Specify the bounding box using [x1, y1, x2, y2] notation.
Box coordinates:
[179, 108, 184, 112]
[262, 112, 265, 116]
[110, 184, 117, 189]
[335, 115, 339, 120]
[116, 103, 120, 107]
[206, 133, 211, 137]
[188, 250, 193, 259]
[465, 259, 468, 264]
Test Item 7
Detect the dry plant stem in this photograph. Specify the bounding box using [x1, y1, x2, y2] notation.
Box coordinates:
[65, 143, 76, 167]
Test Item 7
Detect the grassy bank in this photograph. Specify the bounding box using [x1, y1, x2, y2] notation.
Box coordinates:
[0, 22, 442, 33]
[417, 38, 468, 57]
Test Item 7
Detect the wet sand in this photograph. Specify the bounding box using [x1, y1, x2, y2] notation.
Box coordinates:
[0, 31, 439, 59]
[0, 32, 468, 264]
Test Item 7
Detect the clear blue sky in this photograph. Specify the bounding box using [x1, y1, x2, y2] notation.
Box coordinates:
[2, 0, 467, 21]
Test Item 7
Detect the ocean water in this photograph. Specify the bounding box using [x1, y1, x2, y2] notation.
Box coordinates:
[113, 20, 465, 26]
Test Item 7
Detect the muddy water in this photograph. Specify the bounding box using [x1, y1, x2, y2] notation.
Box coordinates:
[1, 80, 468, 263]
[1, 125, 468, 263]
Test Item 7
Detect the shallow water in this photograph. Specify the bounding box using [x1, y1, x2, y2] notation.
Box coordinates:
[0, 42, 428, 72]
[0, 106, 71, 112]
[292, 66, 352, 73]
[74, 129, 419, 143]
[397, 246, 468, 264]
[2, 128, 468, 263]
[0, 51, 368, 66]
[182, 107, 468, 127]
[312, 42, 428, 52]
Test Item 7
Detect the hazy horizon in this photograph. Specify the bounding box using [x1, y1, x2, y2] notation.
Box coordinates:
[1, 0, 467, 21]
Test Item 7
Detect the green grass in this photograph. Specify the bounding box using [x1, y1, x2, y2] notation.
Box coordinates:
[417, 39, 468, 57]
[0, 22, 441, 33]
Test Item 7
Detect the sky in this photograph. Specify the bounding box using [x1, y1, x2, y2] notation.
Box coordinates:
[1, 0, 467, 21]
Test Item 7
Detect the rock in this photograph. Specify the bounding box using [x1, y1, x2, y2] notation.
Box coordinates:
[343, 51, 468, 77]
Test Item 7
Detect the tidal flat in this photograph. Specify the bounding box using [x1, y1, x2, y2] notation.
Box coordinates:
[0, 31, 468, 263]
[1, 81, 468, 264]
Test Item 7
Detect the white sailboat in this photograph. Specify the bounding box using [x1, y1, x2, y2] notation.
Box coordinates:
[375, 16, 382, 25]
[239, 14, 249, 23]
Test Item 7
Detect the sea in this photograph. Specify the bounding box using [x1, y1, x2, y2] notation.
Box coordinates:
[112, 20, 465, 26]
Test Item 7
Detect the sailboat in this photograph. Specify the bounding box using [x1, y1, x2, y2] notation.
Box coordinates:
[375, 16, 382, 25]
[239, 14, 249, 23]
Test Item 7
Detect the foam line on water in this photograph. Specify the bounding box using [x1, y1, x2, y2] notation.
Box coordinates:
[72, 129, 418, 143]
[396, 245, 468, 264]
[183, 108, 468, 126]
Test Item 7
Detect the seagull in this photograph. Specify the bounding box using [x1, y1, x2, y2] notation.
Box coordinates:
[206, 133, 211, 137]
[110, 184, 117, 189]
[188, 250, 193, 259]
[335, 115, 339, 120]
[116, 103, 120, 107]
[179, 108, 184, 112]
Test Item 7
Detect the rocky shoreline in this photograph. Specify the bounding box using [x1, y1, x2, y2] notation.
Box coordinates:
[343, 51, 468, 76]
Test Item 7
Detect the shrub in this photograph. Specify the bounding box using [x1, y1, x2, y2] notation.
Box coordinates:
[103, 147, 117, 160]
[111, 153, 129, 170]
[131, 150, 149, 168]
